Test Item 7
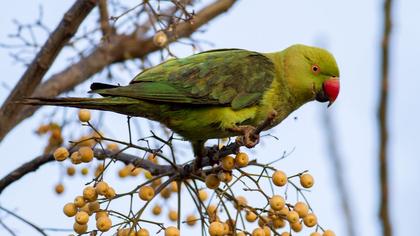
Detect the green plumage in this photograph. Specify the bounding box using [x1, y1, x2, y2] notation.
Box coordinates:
[24, 44, 340, 144]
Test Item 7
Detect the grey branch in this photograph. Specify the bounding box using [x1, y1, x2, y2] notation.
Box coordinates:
[0, 0, 238, 143]
[0, 0, 97, 142]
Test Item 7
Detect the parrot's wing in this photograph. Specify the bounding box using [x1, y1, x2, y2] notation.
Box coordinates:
[92, 49, 276, 110]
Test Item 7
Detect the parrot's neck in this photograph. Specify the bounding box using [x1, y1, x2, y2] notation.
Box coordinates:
[261, 51, 316, 125]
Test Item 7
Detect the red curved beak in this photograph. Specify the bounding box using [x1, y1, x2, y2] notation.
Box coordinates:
[323, 77, 340, 107]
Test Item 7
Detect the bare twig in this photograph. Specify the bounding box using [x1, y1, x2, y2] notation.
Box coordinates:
[0, 0, 238, 142]
[0, 206, 47, 235]
[0, 219, 16, 236]
[378, 0, 393, 235]
[322, 112, 356, 236]
[98, 0, 112, 37]
[0, 0, 97, 142]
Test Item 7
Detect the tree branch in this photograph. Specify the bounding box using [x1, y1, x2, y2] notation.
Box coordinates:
[0, 0, 238, 142]
[378, 0, 393, 235]
[0, 0, 97, 142]
[0, 109, 273, 196]
[98, 0, 112, 37]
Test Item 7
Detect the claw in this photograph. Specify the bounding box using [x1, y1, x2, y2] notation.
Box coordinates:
[229, 125, 260, 148]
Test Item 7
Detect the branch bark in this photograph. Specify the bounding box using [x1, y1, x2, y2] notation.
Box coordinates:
[0, 0, 238, 142]
[378, 0, 393, 235]
[0, 0, 97, 142]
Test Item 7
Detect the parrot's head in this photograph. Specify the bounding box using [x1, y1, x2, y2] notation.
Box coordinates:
[283, 44, 340, 107]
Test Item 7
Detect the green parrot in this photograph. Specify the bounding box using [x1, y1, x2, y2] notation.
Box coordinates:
[24, 44, 340, 156]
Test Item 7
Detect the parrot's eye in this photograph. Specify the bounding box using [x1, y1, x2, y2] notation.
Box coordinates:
[311, 65, 320, 75]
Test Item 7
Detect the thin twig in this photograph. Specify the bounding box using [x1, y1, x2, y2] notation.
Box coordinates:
[0, 206, 47, 236]
[323, 112, 356, 236]
[378, 0, 393, 235]
[0, 0, 96, 142]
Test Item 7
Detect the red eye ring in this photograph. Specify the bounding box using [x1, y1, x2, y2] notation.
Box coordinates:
[311, 64, 320, 75]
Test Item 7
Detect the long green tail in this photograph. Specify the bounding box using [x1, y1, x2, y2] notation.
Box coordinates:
[20, 97, 148, 117]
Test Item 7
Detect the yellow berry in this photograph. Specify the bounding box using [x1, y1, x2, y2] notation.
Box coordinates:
[63, 203, 77, 217]
[36, 124, 50, 134]
[286, 211, 299, 224]
[258, 216, 270, 227]
[55, 183, 64, 194]
[198, 189, 208, 201]
[252, 228, 265, 236]
[79, 146, 94, 163]
[310, 233, 322, 236]
[246, 210, 257, 222]
[300, 173, 314, 188]
[130, 167, 142, 176]
[235, 152, 249, 167]
[88, 201, 101, 213]
[105, 187, 116, 199]
[272, 218, 285, 228]
[67, 166, 76, 176]
[74, 195, 86, 208]
[217, 171, 233, 183]
[209, 221, 224, 236]
[138, 186, 155, 201]
[80, 204, 92, 216]
[262, 226, 271, 236]
[171, 181, 179, 192]
[205, 174, 220, 189]
[54, 147, 69, 161]
[75, 211, 89, 224]
[118, 166, 130, 178]
[151, 178, 162, 188]
[278, 206, 289, 216]
[73, 222, 88, 234]
[207, 205, 218, 217]
[160, 187, 172, 199]
[83, 186, 98, 202]
[96, 216, 112, 232]
[294, 202, 309, 218]
[236, 232, 246, 236]
[153, 31, 168, 47]
[95, 181, 109, 195]
[95, 164, 105, 177]
[234, 196, 247, 210]
[269, 195, 285, 211]
[280, 233, 290, 236]
[323, 230, 336, 236]
[164, 226, 179, 236]
[144, 170, 153, 179]
[81, 167, 89, 175]
[221, 155, 235, 170]
[291, 221, 302, 232]
[95, 211, 108, 220]
[78, 109, 91, 122]
[303, 213, 318, 227]
[106, 143, 119, 152]
[70, 151, 82, 164]
[222, 222, 230, 235]
[152, 204, 162, 215]
[118, 228, 136, 236]
[137, 228, 149, 236]
[186, 214, 197, 226]
[168, 210, 178, 222]
[272, 170, 287, 187]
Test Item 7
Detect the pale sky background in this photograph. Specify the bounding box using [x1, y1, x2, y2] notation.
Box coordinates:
[1, 0, 420, 235]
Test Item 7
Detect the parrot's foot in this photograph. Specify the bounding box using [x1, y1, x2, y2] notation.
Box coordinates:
[229, 125, 260, 148]
[228, 111, 278, 149]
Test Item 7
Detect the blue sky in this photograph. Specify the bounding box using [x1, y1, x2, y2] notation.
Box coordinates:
[1, 0, 419, 235]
